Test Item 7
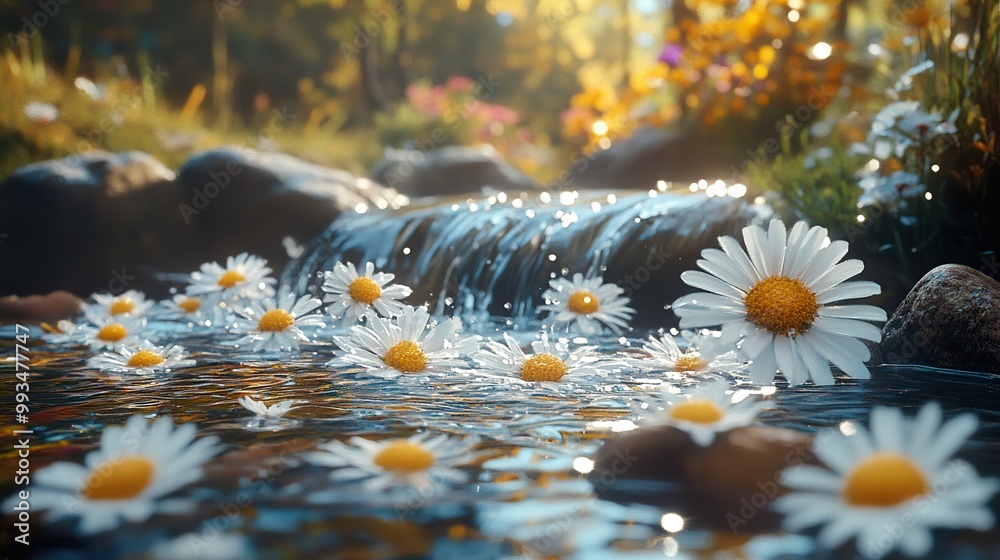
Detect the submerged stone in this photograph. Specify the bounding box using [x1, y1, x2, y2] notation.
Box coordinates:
[0, 291, 83, 321]
[882, 264, 1000, 373]
[589, 425, 815, 533]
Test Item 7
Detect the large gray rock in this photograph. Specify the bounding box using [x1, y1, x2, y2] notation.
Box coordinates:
[0, 151, 199, 297]
[372, 145, 541, 197]
[556, 126, 744, 189]
[177, 147, 407, 268]
[882, 264, 1000, 373]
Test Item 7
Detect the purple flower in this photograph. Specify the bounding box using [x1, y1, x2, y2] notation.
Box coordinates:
[658, 43, 683, 67]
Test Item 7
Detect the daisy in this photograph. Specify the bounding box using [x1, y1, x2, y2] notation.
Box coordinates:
[187, 253, 276, 304]
[87, 342, 196, 374]
[331, 306, 478, 379]
[231, 289, 325, 353]
[539, 273, 635, 335]
[237, 395, 296, 419]
[83, 290, 154, 319]
[635, 330, 744, 375]
[41, 320, 80, 345]
[75, 316, 146, 350]
[641, 380, 767, 446]
[159, 293, 222, 325]
[672, 219, 887, 386]
[858, 171, 925, 209]
[3, 414, 220, 534]
[775, 402, 999, 559]
[308, 432, 479, 495]
[321, 261, 413, 320]
[473, 332, 609, 383]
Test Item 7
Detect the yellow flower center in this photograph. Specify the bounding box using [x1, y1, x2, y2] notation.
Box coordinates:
[669, 398, 725, 424]
[108, 299, 135, 315]
[81, 455, 155, 500]
[520, 353, 569, 382]
[40, 322, 60, 334]
[97, 323, 128, 342]
[567, 290, 600, 314]
[843, 453, 930, 507]
[373, 441, 436, 473]
[257, 309, 295, 332]
[217, 269, 246, 288]
[382, 340, 427, 373]
[743, 276, 818, 336]
[348, 276, 382, 305]
[127, 349, 165, 368]
[178, 297, 201, 313]
[674, 353, 707, 372]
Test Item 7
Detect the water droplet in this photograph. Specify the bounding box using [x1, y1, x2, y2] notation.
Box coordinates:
[788, 328, 798, 338]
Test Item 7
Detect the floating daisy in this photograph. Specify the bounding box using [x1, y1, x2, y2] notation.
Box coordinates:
[75, 316, 146, 350]
[187, 253, 276, 305]
[473, 332, 609, 383]
[41, 320, 80, 345]
[672, 219, 887, 386]
[776, 402, 999, 559]
[321, 261, 412, 320]
[308, 432, 478, 495]
[331, 305, 477, 379]
[159, 293, 221, 325]
[642, 380, 766, 446]
[231, 289, 325, 353]
[237, 395, 296, 419]
[87, 342, 195, 374]
[539, 273, 635, 335]
[635, 330, 744, 375]
[84, 290, 154, 319]
[3, 414, 219, 533]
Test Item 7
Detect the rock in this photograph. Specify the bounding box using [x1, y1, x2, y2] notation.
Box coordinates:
[882, 264, 1000, 373]
[590, 425, 816, 533]
[0, 291, 83, 322]
[177, 146, 407, 270]
[558, 126, 745, 189]
[371, 145, 541, 197]
[0, 151, 200, 298]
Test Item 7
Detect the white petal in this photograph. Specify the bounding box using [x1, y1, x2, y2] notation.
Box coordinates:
[815, 281, 881, 304]
[812, 316, 883, 342]
[818, 305, 888, 322]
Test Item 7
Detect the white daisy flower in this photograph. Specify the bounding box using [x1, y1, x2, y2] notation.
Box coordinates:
[187, 253, 277, 304]
[672, 219, 887, 386]
[159, 293, 222, 325]
[83, 290, 154, 319]
[858, 171, 925, 209]
[24, 101, 59, 123]
[321, 261, 413, 320]
[776, 402, 999, 559]
[75, 316, 147, 350]
[237, 395, 296, 419]
[87, 341, 196, 374]
[635, 330, 745, 375]
[642, 380, 767, 446]
[472, 332, 610, 383]
[331, 305, 478, 379]
[308, 432, 478, 495]
[231, 289, 325, 353]
[41, 320, 80, 345]
[2, 415, 220, 534]
[539, 273, 635, 334]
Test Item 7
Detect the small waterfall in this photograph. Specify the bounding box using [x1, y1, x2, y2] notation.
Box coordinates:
[284, 189, 764, 331]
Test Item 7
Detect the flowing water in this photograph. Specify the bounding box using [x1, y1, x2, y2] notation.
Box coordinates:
[2, 189, 998, 560]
